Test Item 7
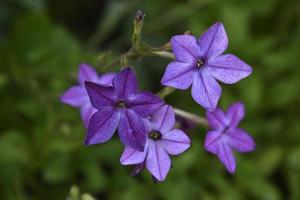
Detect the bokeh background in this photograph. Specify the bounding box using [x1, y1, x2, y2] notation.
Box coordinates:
[1, 0, 300, 199]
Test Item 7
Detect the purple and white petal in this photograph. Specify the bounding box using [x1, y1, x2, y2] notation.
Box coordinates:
[85, 107, 120, 145]
[150, 105, 175, 133]
[128, 92, 164, 118]
[226, 102, 245, 128]
[227, 128, 255, 153]
[118, 109, 147, 151]
[120, 145, 147, 165]
[208, 54, 252, 84]
[204, 130, 222, 154]
[78, 63, 99, 85]
[192, 71, 221, 111]
[146, 140, 171, 182]
[159, 129, 190, 155]
[206, 108, 228, 130]
[60, 86, 87, 107]
[171, 35, 201, 63]
[161, 62, 196, 89]
[217, 141, 236, 173]
[98, 72, 116, 86]
[198, 22, 228, 59]
[80, 104, 97, 128]
[113, 67, 138, 99]
[85, 81, 116, 109]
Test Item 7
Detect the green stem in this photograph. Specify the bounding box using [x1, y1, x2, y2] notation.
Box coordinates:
[157, 87, 176, 98]
[174, 108, 209, 128]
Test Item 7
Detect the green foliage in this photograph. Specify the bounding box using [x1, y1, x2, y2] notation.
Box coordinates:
[0, 0, 300, 199]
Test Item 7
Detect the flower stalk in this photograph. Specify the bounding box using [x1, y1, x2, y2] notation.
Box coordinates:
[173, 108, 209, 128]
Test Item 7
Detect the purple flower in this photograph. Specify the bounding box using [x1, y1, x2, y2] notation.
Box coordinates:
[84, 67, 164, 151]
[204, 102, 255, 173]
[161, 22, 252, 111]
[120, 105, 191, 182]
[60, 64, 115, 127]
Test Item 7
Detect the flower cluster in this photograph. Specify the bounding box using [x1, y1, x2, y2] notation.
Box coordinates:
[61, 22, 255, 181]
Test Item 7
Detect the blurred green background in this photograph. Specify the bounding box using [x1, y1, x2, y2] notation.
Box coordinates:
[1, 0, 300, 199]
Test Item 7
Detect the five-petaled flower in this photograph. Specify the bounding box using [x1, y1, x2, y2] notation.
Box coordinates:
[204, 102, 255, 173]
[60, 64, 116, 127]
[85, 67, 164, 151]
[161, 22, 252, 111]
[120, 105, 191, 181]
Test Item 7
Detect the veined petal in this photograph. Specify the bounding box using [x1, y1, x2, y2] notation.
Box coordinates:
[120, 145, 147, 165]
[151, 105, 175, 133]
[85, 81, 116, 109]
[113, 67, 138, 99]
[118, 109, 147, 151]
[206, 108, 228, 130]
[80, 104, 97, 128]
[204, 130, 223, 154]
[78, 63, 98, 85]
[198, 22, 228, 59]
[217, 141, 236, 173]
[208, 54, 252, 84]
[171, 35, 201, 63]
[192, 71, 221, 111]
[98, 72, 116, 86]
[161, 62, 196, 89]
[227, 128, 255, 153]
[85, 107, 120, 145]
[159, 129, 190, 155]
[146, 140, 171, 182]
[226, 102, 245, 128]
[128, 92, 164, 118]
[60, 86, 87, 107]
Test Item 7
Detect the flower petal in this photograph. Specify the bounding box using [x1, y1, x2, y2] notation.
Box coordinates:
[113, 67, 138, 99]
[146, 140, 171, 182]
[60, 86, 87, 107]
[118, 109, 147, 151]
[217, 141, 236, 173]
[206, 108, 228, 130]
[226, 102, 245, 128]
[159, 129, 190, 155]
[120, 145, 147, 165]
[85, 107, 120, 145]
[171, 35, 201, 63]
[78, 63, 98, 85]
[198, 22, 228, 59]
[85, 81, 116, 109]
[80, 104, 97, 128]
[151, 105, 175, 133]
[161, 62, 196, 89]
[192, 71, 221, 111]
[128, 92, 164, 118]
[208, 54, 252, 84]
[204, 130, 222, 154]
[227, 128, 255, 153]
[98, 72, 116, 86]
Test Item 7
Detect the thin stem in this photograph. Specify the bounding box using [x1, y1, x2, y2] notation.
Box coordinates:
[174, 108, 209, 128]
[157, 87, 175, 99]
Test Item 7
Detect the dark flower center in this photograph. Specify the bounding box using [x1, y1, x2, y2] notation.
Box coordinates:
[223, 126, 230, 133]
[196, 58, 205, 68]
[115, 101, 126, 108]
[148, 131, 162, 140]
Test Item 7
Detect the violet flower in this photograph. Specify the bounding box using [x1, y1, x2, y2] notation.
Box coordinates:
[120, 105, 191, 182]
[60, 64, 115, 127]
[84, 67, 163, 151]
[161, 22, 252, 111]
[204, 102, 255, 173]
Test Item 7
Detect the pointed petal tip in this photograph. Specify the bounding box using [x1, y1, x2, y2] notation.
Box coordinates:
[227, 166, 236, 174]
[79, 63, 91, 69]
